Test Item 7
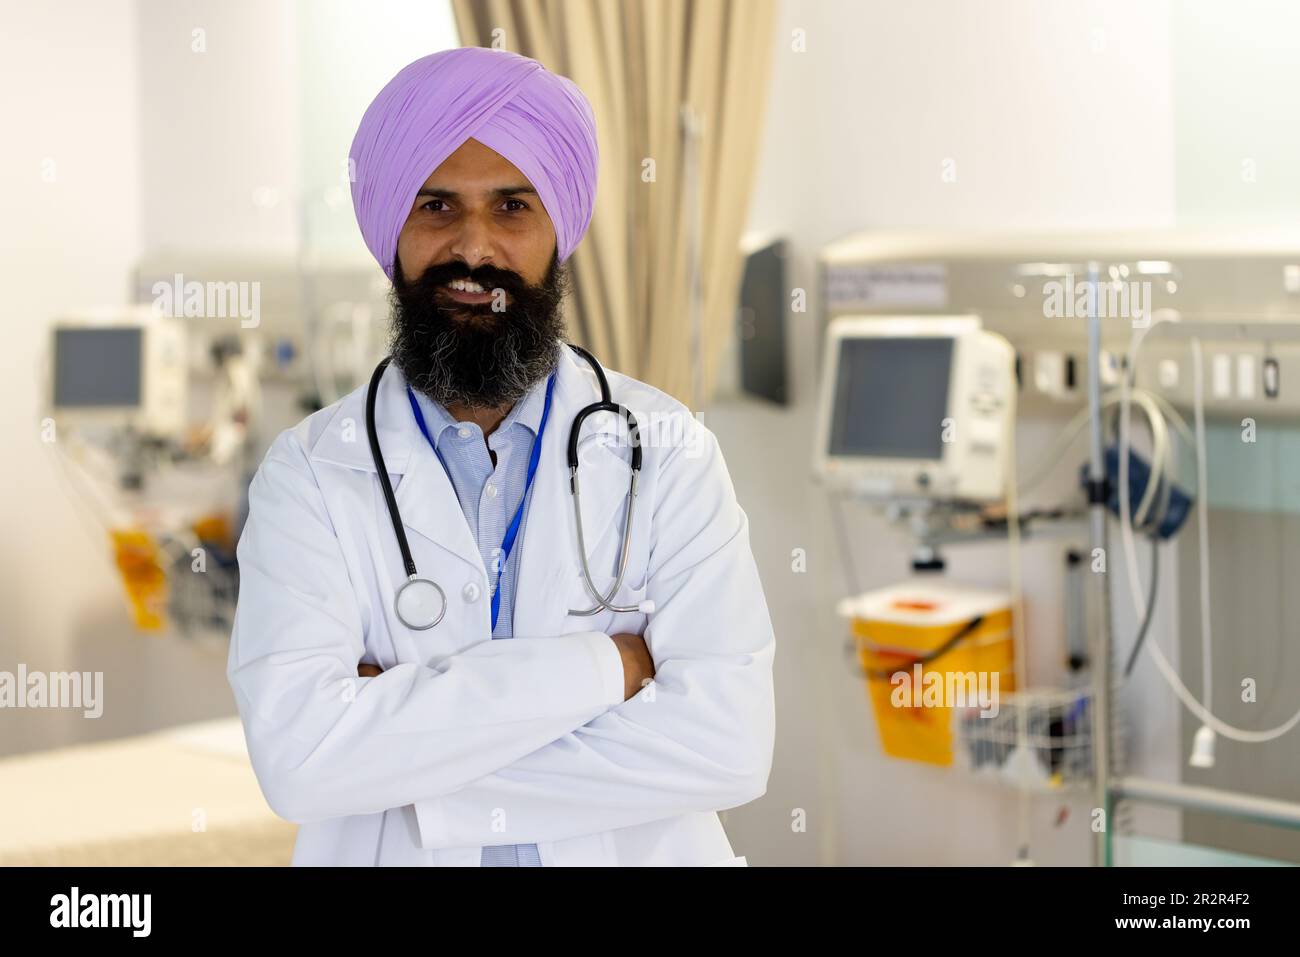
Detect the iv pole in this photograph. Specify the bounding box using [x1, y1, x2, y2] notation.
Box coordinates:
[1085, 297, 1300, 864]
[1084, 261, 1113, 868]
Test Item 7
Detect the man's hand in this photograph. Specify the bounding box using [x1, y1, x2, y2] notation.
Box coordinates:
[609, 632, 655, 701]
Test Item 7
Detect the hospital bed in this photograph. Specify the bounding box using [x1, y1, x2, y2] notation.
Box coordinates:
[0, 717, 295, 866]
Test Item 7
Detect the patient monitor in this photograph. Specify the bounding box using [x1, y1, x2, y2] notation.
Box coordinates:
[815, 315, 1015, 503]
[48, 307, 188, 437]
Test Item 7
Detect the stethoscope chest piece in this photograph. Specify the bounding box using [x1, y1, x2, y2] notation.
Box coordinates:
[395, 576, 447, 631]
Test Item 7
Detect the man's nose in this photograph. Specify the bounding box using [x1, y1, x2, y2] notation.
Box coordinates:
[448, 215, 497, 270]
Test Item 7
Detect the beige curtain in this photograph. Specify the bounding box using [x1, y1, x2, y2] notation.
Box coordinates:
[451, 0, 778, 407]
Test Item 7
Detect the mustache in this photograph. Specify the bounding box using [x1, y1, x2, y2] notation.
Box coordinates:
[400, 259, 530, 302]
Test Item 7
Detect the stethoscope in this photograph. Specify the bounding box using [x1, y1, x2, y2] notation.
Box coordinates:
[366, 342, 654, 632]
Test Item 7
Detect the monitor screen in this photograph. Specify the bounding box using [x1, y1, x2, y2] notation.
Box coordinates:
[53, 327, 143, 408]
[828, 336, 953, 459]
[738, 239, 789, 406]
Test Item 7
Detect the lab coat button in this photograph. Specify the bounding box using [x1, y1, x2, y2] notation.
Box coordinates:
[462, 582, 481, 603]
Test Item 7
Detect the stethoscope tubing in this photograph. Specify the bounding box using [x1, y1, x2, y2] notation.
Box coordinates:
[367, 355, 447, 630]
[366, 342, 646, 629]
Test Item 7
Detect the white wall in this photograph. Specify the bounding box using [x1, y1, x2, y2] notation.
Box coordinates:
[0, 0, 150, 754]
[1173, 0, 1300, 226]
[137, 0, 301, 254]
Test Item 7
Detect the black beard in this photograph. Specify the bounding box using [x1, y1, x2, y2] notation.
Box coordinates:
[388, 250, 568, 408]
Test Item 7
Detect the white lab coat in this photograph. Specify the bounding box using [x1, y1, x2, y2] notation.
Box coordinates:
[227, 343, 776, 865]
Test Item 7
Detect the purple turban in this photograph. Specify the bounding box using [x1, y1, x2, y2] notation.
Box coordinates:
[348, 47, 599, 280]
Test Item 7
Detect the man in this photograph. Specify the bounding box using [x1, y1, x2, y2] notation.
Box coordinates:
[228, 46, 775, 866]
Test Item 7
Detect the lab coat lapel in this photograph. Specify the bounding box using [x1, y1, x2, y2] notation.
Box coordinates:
[515, 344, 634, 636]
[396, 426, 484, 578]
[371, 361, 484, 576]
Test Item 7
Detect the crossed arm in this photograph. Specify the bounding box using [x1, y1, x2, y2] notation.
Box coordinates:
[228, 421, 775, 844]
[358, 632, 653, 699]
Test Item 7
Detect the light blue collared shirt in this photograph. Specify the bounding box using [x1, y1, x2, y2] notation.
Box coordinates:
[410, 375, 550, 868]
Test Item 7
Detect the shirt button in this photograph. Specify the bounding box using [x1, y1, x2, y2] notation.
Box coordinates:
[458, 427, 471, 439]
[486, 484, 498, 498]
[462, 582, 481, 603]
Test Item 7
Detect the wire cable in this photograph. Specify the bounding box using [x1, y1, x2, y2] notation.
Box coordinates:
[1122, 537, 1159, 679]
[1190, 338, 1213, 712]
[1118, 321, 1300, 742]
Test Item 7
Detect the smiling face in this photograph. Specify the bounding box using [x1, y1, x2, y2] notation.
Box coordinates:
[395, 137, 558, 307]
[387, 138, 569, 410]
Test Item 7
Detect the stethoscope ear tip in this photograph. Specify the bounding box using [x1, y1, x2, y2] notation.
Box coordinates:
[638, 600, 656, 614]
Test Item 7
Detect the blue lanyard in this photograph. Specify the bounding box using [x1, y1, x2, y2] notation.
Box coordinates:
[405, 373, 557, 633]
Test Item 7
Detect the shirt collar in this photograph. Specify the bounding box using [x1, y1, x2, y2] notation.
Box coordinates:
[412, 365, 552, 451]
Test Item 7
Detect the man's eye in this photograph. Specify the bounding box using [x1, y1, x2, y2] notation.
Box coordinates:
[421, 199, 448, 212]
[503, 199, 527, 212]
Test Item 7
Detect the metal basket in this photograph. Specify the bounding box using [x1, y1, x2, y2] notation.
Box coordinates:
[162, 533, 240, 638]
[955, 686, 1094, 791]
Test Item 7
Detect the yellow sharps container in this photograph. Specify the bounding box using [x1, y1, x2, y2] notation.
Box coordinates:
[837, 581, 1016, 766]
